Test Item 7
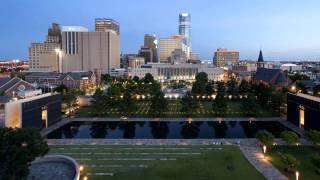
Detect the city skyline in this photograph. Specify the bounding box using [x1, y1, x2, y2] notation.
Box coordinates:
[1, 0, 320, 60]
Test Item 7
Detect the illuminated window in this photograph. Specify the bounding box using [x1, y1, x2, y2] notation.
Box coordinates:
[299, 106, 305, 129]
[41, 106, 48, 128]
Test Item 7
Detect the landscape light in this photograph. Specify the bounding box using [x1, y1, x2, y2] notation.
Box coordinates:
[79, 165, 84, 172]
[263, 145, 267, 154]
[83, 176, 88, 180]
[295, 171, 299, 180]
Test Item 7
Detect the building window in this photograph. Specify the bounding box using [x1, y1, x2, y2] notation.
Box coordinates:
[41, 106, 48, 128]
[299, 106, 305, 129]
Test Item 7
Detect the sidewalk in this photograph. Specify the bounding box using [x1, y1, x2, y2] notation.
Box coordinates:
[240, 144, 288, 180]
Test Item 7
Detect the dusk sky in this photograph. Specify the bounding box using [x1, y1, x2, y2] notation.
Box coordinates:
[1, 0, 320, 61]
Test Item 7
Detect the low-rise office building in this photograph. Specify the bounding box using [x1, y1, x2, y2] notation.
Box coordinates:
[3, 93, 62, 129]
[129, 63, 224, 82]
[287, 93, 320, 131]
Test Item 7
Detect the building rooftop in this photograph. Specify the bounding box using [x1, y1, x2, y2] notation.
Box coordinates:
[255, 68, 283, 81]
[296, 93, 320, 103]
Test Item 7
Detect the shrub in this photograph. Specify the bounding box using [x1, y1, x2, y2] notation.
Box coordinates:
[311, 154, 320, 168]
[278, 152, 299, 173]
[280, 131, 299, 144]
[256, 130, 274, 147]
[305, 130, 320, 145]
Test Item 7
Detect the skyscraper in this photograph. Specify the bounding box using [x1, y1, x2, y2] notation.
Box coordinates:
[61, 26, 120, 74]
[95, 18, 120, 35]
[29, 23, 62, 72]
[179, 13, 191, 57]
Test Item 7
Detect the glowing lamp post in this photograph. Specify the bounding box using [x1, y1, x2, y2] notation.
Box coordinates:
[295, 171, 299, 180]
[263, 145, 267, 158]
[79, 165, 84, 172]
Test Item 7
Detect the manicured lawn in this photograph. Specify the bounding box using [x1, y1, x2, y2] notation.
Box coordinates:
[49, 145, 265, 180]
[268, 146, 320, 180]
[76, 100, 273, 118]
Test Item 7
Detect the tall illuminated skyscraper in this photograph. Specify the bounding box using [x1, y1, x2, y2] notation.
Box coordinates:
[179, 13, 191, 57]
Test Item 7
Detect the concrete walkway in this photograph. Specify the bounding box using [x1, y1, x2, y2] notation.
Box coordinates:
[240, 144, 288, 180]
[41, 119, 70, 137]
[66, 117, 284, 122]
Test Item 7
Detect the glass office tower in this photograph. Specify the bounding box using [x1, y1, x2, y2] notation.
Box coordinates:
[179, 13, 191, 53]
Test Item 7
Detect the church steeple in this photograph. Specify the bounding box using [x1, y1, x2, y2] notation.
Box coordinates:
[257, 50, 264, 69]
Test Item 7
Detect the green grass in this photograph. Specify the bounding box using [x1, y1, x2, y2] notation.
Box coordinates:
[49, 145, 265, 180]
[76, 100, 273, 118]
[268, 146, 320, 180]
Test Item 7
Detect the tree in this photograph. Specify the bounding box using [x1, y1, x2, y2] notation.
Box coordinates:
[143, 73, 154, 84]
[212, 92, 227, 116]
[101, 74, 112, 84]
[91, 88, 108, 116]
[305, 130, 320, 145]
[278, 152, 299, 173]
[311, 154, 320, 169]
[150, 82, 168, 117]
[289, 73, 310, 82]
[192, 72, 209, 96]
[216, 81, 226, 94]
[296, 81, 308, 94]
[256, 130, 274, 147]
[227, 78, 238, 97]
[313, 85, 320, 97]
[269, 92, 284, 116]
[280, 131, 299, 145]
[239, 79, 251, 94]
[180, 91, 199, 116]
[0, 128, 49, 179]
[119, 91, 137, 116]
[54, 84, 68, 94]
[132, 76, 140, 83]
[242, 93, 258, 117]
[63, 90, 77, 111]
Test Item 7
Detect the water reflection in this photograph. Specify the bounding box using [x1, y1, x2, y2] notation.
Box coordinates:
[180, 121, 201, 139]
[90, 122, 107, 138]
[46, 121, 292, 139]
[208, 121, 228, 138]
[150, 122, 169, 139]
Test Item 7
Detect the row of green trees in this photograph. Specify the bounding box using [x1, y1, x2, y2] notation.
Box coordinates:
[91, 73, 168, 117]
[189, 72, 286, 116]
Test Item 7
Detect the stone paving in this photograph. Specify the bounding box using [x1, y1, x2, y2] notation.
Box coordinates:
[28, 161, 75, 180]
[240, 145, 288, 180]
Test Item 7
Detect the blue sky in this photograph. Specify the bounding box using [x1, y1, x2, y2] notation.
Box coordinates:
[1, 0, 320, 60]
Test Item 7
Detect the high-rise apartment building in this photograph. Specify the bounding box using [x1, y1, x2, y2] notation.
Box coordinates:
[29, 23, 61, 72]
[61, 26, 120, 74]
[95, 18, 120, 35]
[159, 35, 188, 63]
[179, 13, 191, 57]
[213, 48, 240, 67]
